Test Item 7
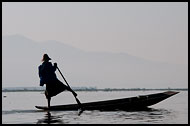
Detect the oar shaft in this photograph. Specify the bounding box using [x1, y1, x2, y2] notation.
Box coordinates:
[56, 66, 71, 89]
[56, 66, 83, 108]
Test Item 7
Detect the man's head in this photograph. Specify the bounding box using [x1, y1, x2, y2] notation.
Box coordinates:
[42, 54, 51, 62]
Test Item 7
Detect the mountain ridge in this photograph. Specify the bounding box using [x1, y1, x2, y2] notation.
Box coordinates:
[2, 34, 188, 88]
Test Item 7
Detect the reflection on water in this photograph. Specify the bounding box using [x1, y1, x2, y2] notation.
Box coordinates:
[2, 110, 37, 115]
[120, 108, 174, 123]
[2, 108, 175, 124]
[34, 108, 175, 124]
[37, 111, 64, 124]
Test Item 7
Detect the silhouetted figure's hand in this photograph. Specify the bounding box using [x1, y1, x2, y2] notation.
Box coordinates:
[54, 63, 57, 68]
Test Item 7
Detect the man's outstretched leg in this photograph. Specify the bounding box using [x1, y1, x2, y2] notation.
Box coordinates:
[56, 79, 78, 97]
[67, 87, 77, 97]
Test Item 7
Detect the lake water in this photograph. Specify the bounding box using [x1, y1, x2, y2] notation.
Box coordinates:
[2, 90, 188, 124]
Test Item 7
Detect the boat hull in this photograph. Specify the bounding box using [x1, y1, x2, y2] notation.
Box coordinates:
[36, 91, 179, 111]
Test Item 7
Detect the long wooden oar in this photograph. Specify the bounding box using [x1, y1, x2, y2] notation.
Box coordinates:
[56, 66, 84, 114]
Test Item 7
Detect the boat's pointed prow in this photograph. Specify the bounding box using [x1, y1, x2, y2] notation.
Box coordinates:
[163, 91, 179, 96]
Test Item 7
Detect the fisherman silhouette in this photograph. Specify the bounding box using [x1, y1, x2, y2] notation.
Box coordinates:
[38, 54, 77, 108]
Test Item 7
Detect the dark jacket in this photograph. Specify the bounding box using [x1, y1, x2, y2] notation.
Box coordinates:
[38, 61, 57, 86]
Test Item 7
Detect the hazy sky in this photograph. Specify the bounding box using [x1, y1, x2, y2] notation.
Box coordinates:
[2, 2, 188, 65]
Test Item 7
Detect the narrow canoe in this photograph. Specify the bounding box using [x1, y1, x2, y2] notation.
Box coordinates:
[35, 91, 179, 111]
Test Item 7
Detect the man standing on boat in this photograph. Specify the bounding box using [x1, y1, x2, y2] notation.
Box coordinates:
[38, 54, 77, 108]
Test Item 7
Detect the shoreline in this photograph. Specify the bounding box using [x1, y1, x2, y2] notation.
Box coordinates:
[2, 88, 188, 92]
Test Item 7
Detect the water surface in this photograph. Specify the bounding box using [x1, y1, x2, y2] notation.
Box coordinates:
[2, 91, 188, 124]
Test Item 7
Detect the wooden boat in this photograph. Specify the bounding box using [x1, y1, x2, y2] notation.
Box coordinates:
[35, 91, 179, 111]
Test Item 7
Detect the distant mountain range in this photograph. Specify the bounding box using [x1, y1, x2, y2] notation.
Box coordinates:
[2, 34, 188, 88]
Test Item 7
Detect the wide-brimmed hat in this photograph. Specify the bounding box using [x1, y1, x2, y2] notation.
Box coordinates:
[42, 54, 51, 61]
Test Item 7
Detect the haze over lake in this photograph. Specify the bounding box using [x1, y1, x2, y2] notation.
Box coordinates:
[2, 2, 187, 89]
[2, 35, 188, 89]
